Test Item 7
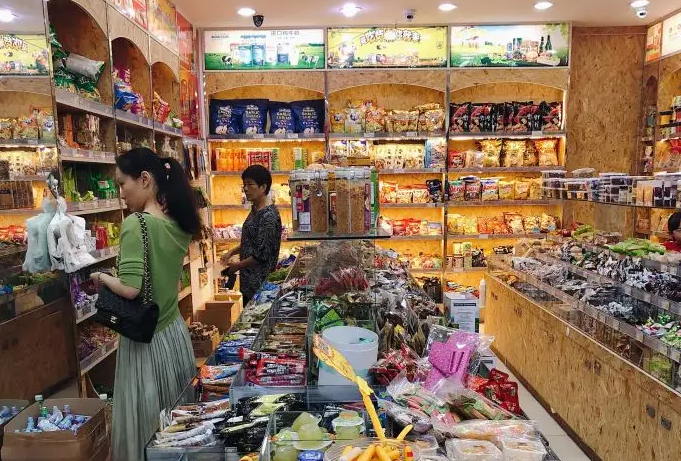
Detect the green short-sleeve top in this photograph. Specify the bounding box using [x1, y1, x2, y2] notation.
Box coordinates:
[117, 213, 191, 333]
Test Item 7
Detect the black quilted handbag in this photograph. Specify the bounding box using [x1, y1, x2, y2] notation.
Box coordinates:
[94, 212, 159, 343]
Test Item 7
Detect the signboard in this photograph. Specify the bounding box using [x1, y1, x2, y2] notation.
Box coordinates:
[450, 24, 570, 67]
[646, 22, 662, 62]
[177, 12, 194, 70]
[113, 0, 147, 30]
[148, 0, 178, 53]
[327, 26, 447, 68]
[0, 35, 49, 75]
[204, 29, 325, 70]
[662, 12, 681, 58]
[179, 67, 200, 137]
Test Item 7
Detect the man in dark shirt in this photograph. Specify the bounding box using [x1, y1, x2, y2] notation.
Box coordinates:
[221, 165, 282, 304]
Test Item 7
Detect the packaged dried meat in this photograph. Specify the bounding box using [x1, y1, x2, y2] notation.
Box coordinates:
[450, 103, 470, 133]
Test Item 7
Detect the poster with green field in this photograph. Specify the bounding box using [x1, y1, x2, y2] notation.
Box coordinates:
[204, 29, 325, 70]
[450, 24, 570, 68]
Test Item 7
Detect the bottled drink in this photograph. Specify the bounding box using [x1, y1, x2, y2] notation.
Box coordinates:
[63, 404, 70, 415]
[539, 36, 545, 54]
[35, 394, 47, 418]
[545, 35, 553, 51]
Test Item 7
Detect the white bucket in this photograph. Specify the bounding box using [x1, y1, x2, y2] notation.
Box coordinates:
[318, 326, 379, 386]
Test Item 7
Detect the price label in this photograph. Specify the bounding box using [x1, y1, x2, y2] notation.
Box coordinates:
[364, 132, 375, 138]
[479, 234, 489, 239]
[657, 341, 668, 355]
[26, 139, 37, 145]
[623, 286, 632, 295]
[531, 131, 543, 136]
[405, 131, 418, 137]
[252, 133, 265, 139]
[286, 133, 299, 139]
[661, 299, 671, 310]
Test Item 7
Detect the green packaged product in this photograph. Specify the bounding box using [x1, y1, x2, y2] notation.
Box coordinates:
[75, 75, 101, 101]
[54, 68, 76, 94]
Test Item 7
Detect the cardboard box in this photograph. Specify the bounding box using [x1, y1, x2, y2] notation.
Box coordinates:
[0, 399, 29, 460]
[196, 300, 239, 334]
[192, 330, 221, 358]
[214, 291, 242, 310]
[2, 398, 109, 461]
[444, 292, 480, 333]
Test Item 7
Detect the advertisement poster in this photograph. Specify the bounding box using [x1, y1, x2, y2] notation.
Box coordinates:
[327, 27, 447, 68]
[450, 24, 570, 67]
[113, 0, 147, 29]
[662, 12, 681, 58]
[148, 0, 178, 53]
[204, 29, 324, 70]
[646, 23, 662, 62]
[177, 12, 194, 70]
[179, 67, 200, 137]
[0, 35, 49, 75]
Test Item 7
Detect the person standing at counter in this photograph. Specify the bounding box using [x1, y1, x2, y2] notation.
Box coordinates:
[664, 212, 681, 252]
[221, 165, 282, 304]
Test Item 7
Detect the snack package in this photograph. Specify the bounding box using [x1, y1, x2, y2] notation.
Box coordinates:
[365, 107, 386, 133]
[510, 102, 533, 133]
[54, 68, 77, 94]
[75, 75, 101, 101]
[503, 140, 526, 167]
[469, 104, 489, 133]
[65, 53, 105, 81]
[464, 179, 481, 201]
[504, 213, 524, 234]
[349, 140, 370, 158]
[466, 150, 484, 168]
[495, 103, 510, 132]
[404, 146, 424, 169]
[449, 180, 465, 202]
[209, 99, 241, 135]
[523, 216, 540, 234]
[426, 179, 443, 203]
[344, 107, 364, 133]
[448, 420, 539, 444]
[418, 108, 445, 133]
[268, 101, 295, 134]
[15, 115, 39, 140]
[535, 138, 559, 166]
[380, 181, 398, 203]
[330, 109, 346, 133]
[514, 181, 530, 200]
[412, 185, 430, 204]
[425, 139, 446, 168]
[498, 181, 515, 200]
[291, 99, 324, 134]
[331, 141, 348, 165]
[524, 141, 539, 166]
[448, 150, 465, 169]
[407, 110, 419, 131]
[541, 101, 563, 131]
[539, 213, 557, 232]
[390, 110, 411, 133]
[240, 99, 268, 134]
[0, 118, 16, 140]
[153, 91, 171, 124]
[450, 103, 470, 133]
[481, 179, 499, 201]
[479, 139, 502, 167]
[36, 109, 56, 142]
[445, 440, 502, 461]
[529, 178, 543, 199]
[396, 187, 413, 204]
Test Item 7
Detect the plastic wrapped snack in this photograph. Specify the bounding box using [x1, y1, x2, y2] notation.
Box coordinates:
[522, 216, 540, 234]
[407, 110, 419, 131]
[330, 109, 346, 133]
[291, 99, 324, 134]
[524, 141, 538, 166]
[449, 420, 539, 444]
[425, 139, 446, 168]
[0, 118, 16, 140]
[481, 179, 499, 201]
[54, 68, 77, 94]
[209, 99, 241, 135]
[380, 181, 398, 204]
[466, 150, 484, 168]
[269, 101, 295, 134]
[450, 103, 471, 133]
[504, 213, 524, 234]
[390, 110, 411, 133]
[65, 53, 105, 80]
[15, 115, 39, 140]
[500, 437, 547, 461]
[535, 139, 559, 166]
[418, 108, 445, 133]
[365, 107, 386, 133]
[344, 107, 364, 133]
[539, 213, 557, 232]
[449, 180, 465, 202]
[503, 140, 526, 167]
[498, 181, 515, 200]
[75, 75, 101, 101]
[446, 439, 502, 461]
[541, 101, 563, 132]
[529, 178, 543, 199]
[153, 91, 171, 124]
[449, 150, 465, 169]
[464, 179, 482, 201]
[479, 139, 502, 167]
[514, 181, 530, 200]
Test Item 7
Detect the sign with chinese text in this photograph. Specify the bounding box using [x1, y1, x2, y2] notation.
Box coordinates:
[0, 35, 49, 75]
[646, 23, 662, 62]
[662, 12, 681, 58]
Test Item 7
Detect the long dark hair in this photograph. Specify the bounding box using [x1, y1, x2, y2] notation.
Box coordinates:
[116, 147, 202, 236]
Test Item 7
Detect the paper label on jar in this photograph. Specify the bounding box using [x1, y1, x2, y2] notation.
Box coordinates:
[298, 184, 311, 231]
[299, 212, 311, 231]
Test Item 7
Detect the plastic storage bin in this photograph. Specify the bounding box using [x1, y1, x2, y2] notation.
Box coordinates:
[500, 437, 547, 461]
[445, 439, 502, 461]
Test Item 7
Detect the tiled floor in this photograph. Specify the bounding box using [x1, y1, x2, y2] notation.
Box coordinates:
[494, 361, 591, 461]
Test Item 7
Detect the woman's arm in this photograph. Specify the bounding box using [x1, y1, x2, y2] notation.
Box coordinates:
[91, 271, 140, 300]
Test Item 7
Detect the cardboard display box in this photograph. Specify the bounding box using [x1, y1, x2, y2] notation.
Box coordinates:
[195, 300, 240, 334]
[2, 398, 109, 461]
[192, 330, 221, 358]
[0, 399, 29, 461]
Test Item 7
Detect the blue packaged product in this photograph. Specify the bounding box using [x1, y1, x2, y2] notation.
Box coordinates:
[291, 99, 325, 134]
[252, 44, 265, 66]
[57, 415, 74, 430]
[210, 99, 242, 135]
[268, 101, 295, 134]
[298, 451, 324, 461]
[239, 99, 268, 134]
[114, 88, 138, 111]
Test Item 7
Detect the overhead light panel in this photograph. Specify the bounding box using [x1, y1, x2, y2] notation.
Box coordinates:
[534, 1, 554, 10]
[341, 3, 362, 17]
[439, 3, 457, 11]
[0, 8, 16, 23]
[630, 0, 650, 7]
[237, 7, 256, 16]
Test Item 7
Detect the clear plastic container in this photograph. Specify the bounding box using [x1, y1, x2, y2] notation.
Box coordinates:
[349, 169, 367, 234]
[335, 168, 351, 234]
[445, 439, 502, 461]
[310, 170, 329, 234]
[324, 438, 422, 461]
[289, 171, 301, 231]
[499, 437, 547, 461]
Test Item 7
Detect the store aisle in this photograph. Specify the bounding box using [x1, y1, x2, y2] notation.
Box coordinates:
[494, 362, 591, 461]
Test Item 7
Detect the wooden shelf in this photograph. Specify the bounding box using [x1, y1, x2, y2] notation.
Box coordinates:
[60, 147, 116, 164]
[79, 341, 118, 376]
[55, 89, 114, 119]
[447, 233, 546, 240]
[209, 133, 325, 142]
[330, 131, 445, 141]
[448, 200, 560, 207]
[381, 203, 445, 208]
[115, 109, 154, 130]
[449, 131, 566, 140]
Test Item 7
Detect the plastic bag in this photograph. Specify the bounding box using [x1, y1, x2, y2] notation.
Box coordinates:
[447, 419, 539, 445]
[445, 386, 515, 420]
[65, 53, 105, 81]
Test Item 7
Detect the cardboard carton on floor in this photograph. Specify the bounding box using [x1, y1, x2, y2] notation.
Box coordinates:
[192, 329, 221, 357]
[0, 399, 29, 460]
[195, 300, 240, 334]
[1, 398, 109, 461]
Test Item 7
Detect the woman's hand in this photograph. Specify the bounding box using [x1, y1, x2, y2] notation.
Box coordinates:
[222, 262, 240, 276]
[90, 272, 104, 291]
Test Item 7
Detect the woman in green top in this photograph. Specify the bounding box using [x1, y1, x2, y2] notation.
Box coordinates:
[90, 147, 202, 461]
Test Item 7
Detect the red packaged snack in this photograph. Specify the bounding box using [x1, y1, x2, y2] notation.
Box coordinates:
[255, 357, 306, 377]
[510, 101, 533, 133]
[469, 104, 488, 133]
[448, 150, 465, 169]
[450, 103, 470, 133]
[541, 101, 563, 131]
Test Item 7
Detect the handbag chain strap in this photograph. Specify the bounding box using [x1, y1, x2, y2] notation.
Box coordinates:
[114, 212, 153, 306]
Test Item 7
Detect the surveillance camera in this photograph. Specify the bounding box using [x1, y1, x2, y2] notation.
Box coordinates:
[253, 14, 264, 27]
[404, 9, 416, 22]
[636, 8, 648, 19]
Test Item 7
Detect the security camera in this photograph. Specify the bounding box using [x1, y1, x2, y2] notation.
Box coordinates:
[253, 14, 264, 27]
[404, 9, 416, 22]
[636, 8, 648, 19]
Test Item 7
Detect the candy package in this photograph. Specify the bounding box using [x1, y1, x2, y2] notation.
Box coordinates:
[535, 138, 559, 166]
[268, 101, 295, 134]
[450, 103, 470, 133]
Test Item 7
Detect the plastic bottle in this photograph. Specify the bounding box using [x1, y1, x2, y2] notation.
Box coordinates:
[11, 406, 18, 416]
[479, 278, 486, 309]
[25, 416, 36, 432]
[35, 394, 47, 418]
[63, 404, 70, 416]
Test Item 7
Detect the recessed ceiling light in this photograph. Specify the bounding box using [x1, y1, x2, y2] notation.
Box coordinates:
[534, 1, 553, 10]
[341, 3, 362, 17]
[0, 8, 16, 23]
[439, 3, 457, 11]
[630, 0, 650, 7]
[237, 7, 256, 16]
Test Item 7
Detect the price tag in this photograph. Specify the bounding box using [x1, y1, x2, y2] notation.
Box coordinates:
[531, 131, 543, 136]
[252, 133, 265, 139]
[405, 131, 418, 137]
[623, 286, 632, 295]
[657, 341, 668, 355]
[286, 133, 299, 139]
[661, 299, 671, 310]
[479, 234, 489, 239]
[364, 132, 375, 138]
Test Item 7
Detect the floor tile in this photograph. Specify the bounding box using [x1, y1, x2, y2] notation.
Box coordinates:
[546, 435, 591, 461]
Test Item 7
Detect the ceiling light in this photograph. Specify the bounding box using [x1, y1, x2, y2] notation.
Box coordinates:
[534, 1, 553, 10]
[630, 0, 650, 7]
[237, 7, 256, 16]
[341, 3, 362, 17]
[0, 8, 16, 23]
[439, 3, 457, 11]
